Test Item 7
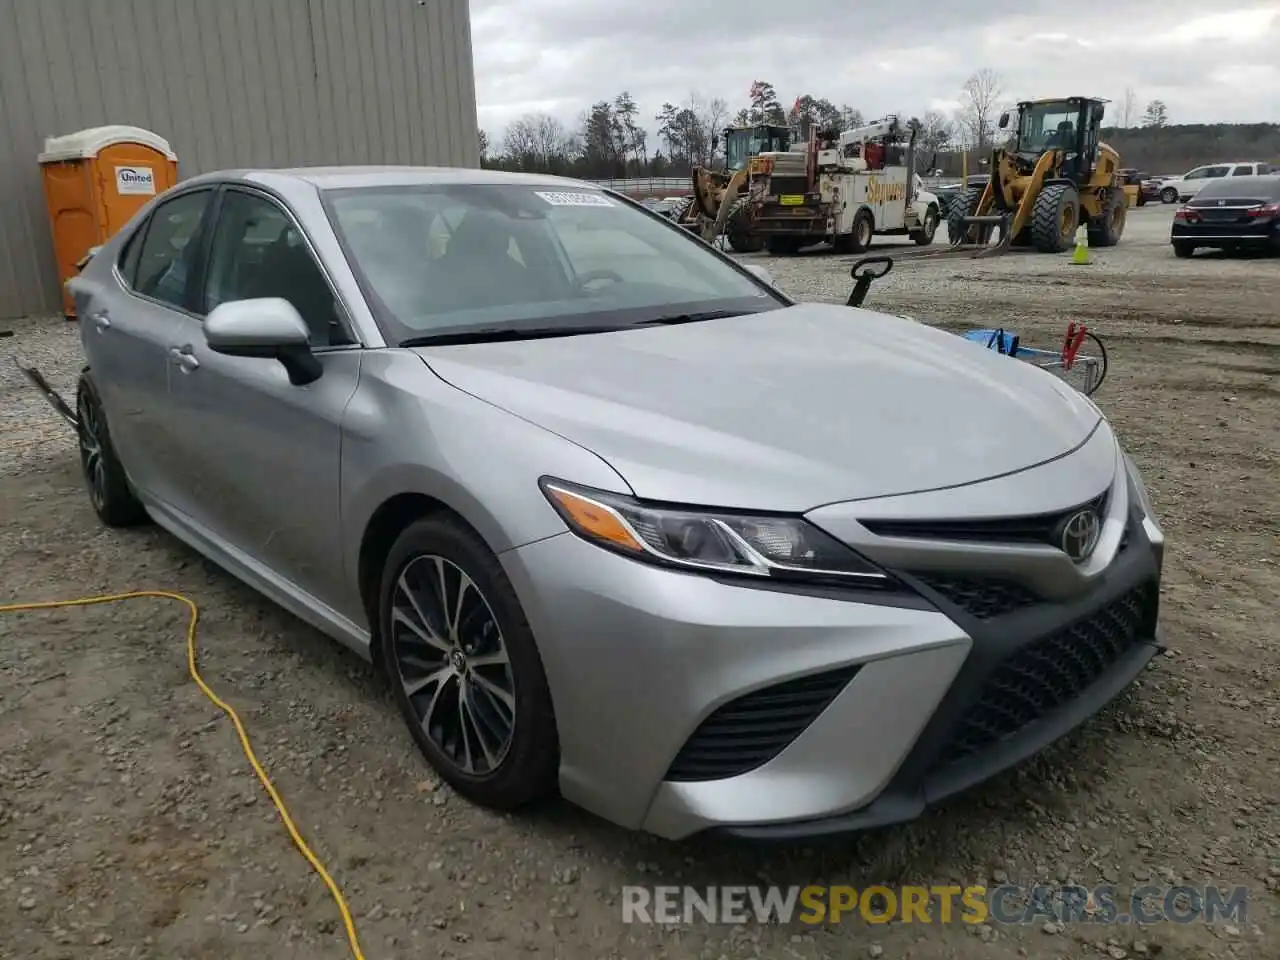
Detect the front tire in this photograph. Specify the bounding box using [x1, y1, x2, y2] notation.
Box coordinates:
[911, 206, 939, 246]
[379, 515, 559, 809]
[1030, 182, 1081, 253]
[76, 375, 148, 528]
[1161, 187, 1178, 204]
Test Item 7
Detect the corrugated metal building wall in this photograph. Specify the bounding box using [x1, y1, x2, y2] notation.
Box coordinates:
[0, 0, 480, 319]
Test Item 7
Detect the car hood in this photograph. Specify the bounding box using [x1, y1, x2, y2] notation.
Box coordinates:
[416, 303, 1102, 510]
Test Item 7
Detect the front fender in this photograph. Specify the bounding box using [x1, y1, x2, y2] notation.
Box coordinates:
[339, 351, 632, 616]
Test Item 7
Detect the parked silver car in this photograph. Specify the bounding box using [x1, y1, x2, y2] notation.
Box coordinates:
[68, 167, 1165, 840]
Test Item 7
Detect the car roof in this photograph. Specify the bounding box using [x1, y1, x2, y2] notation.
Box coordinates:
[179, 165, 602, 193]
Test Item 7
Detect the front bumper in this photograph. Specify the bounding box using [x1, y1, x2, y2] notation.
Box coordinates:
[501, 456, 1165, 841]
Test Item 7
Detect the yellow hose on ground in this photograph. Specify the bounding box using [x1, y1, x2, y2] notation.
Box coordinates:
[0, 591, 366, 960]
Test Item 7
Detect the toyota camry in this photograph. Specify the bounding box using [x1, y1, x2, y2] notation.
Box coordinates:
[67, 166, 1164, 840]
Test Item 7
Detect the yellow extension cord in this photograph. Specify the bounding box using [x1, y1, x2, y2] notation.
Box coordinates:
[0, 591, 365, 960]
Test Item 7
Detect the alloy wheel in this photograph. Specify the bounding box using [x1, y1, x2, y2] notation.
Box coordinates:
[389, 554, 516, 776]
[77, 394, 106, 513]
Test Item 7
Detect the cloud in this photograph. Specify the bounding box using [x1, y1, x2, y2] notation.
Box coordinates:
[469, 0, 1280, 138]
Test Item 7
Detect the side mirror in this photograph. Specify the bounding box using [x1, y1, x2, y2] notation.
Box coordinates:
[998, 112, 1010, 129]
[205, 298, 322, 386]
[743, 264, 776, 287]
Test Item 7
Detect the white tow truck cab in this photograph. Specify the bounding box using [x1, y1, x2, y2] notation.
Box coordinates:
[747, 116, 940, 255]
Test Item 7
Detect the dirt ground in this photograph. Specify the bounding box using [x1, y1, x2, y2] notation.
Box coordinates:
[2, 204, 1277, 960]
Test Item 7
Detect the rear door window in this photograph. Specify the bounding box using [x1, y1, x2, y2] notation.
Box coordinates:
[1230, 165, 1255, 177]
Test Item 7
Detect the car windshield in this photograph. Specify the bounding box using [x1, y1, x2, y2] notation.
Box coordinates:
[322, 183, 783, 343]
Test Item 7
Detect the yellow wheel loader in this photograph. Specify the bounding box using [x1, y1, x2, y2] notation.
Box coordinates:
[947, 97, 1128, 254]
[670, 124, 790, 253]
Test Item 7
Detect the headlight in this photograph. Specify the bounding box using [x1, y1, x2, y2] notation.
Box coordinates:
[540, 479, 893, 587]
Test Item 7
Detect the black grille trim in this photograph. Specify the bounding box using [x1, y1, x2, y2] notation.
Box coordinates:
[914, 574, 1039, 619]
[934, 580, 1157, 768]
[860, 493, 1108, 548]
[664, 666, 860, 782]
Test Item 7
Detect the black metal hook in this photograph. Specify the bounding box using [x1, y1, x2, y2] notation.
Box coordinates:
[846, 256, 894, 308]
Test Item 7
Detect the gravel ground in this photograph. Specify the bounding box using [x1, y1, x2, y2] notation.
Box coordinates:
[2, 204, 1277, 960]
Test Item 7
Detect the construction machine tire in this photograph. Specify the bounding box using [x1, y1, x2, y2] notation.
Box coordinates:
[1088, 190, 1126, 248]
[946, 187, 982, 244]
[1030, 182, 1080, 253]
[669, 196, 696, 225]
[765, 235, 804, 255]
[725, 198, 764, 253]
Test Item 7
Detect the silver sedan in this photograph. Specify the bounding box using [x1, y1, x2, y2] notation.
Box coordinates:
[68, 166, 1165, 840]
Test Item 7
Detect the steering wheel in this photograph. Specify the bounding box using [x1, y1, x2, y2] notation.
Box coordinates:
[576, 269, 624, 292]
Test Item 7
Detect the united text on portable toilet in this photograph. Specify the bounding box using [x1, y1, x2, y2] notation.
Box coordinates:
[38, 125, 179, 318]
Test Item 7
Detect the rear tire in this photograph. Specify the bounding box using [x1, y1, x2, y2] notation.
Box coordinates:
[842, 209, 875, 254]
[1173, 242, 1195, 259]
[1030, 182, 1080, 253]
[1089, 190, 1125, 247]
[669, 196, 695, 224]
[379, 515, 560, 810]
[76, 374, 148, 528]
[946, 187, 982, 244]
[725, 198, 764, 253]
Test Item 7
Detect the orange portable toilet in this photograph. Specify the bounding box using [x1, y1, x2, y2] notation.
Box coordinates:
[38, 125, 179, 318]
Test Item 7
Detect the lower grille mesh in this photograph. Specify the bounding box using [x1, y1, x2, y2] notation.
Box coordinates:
[936, 581, 1157, 766]
[665, 666, 860, 782]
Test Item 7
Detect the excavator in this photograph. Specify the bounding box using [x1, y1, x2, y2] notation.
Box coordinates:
[947, 96, 1128, 254]
[670, 123, 790, 252]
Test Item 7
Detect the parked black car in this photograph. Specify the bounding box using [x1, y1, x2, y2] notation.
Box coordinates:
[1171, 175, 1280, 258]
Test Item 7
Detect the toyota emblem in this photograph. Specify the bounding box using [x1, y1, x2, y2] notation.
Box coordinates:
[1057, 508, 1101, 562]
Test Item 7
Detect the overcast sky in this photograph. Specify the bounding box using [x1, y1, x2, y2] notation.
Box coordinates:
[470, 0, 1280, 140]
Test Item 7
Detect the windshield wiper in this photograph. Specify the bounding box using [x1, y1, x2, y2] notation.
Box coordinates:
[400, 324, 627, 347]
[630, 309, 748, 327]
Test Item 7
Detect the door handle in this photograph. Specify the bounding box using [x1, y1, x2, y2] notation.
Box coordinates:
[169, 346, 199, 372]
[89, 311, 110, 332]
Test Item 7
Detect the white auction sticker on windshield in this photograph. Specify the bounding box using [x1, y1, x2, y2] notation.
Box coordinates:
[534, 191, 614, 207]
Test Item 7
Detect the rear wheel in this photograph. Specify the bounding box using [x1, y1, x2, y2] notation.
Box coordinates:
[1030, 182, 1080, 253]
[76, 374, 148, 528]
[946, 187, 982, 244]
[725, 198, 764, 253]
[1088, 190, 1125, 247]
[1173, 242, 1195, 258]
[838, 208, 875, 254]
[379, 515, 559, 809]
[668, 196, 695, 224]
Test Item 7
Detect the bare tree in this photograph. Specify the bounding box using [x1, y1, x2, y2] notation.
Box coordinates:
[699, 95, 729, 164]
[959, 68, 1003, 155]
[503, 112, 574, 170]
[1119, 87, 1138, 128]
